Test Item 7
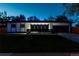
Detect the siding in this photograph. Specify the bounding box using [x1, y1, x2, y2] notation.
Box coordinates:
[7, 23, 11, 32]
[7, 23, 26, 32]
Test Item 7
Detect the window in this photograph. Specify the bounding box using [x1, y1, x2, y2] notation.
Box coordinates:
[11, 24, 16, 28]
[0, 23, 6, 27]
[20, 24, 25, 28]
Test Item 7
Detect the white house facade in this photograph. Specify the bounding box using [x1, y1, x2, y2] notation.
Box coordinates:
[6, 21, 71, 33]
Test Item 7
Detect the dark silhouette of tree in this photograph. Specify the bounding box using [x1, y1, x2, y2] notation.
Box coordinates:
[43, 16, 55, 21]
[19, 14, 26, 21]
[7, 16, 15, 21]
[27, 16, 40, 21]
[12, 16, 20, 22]
[48, 16, 55, 21]
[63, 3, 79, 26]
[27, 16, 33, 21]
[56, 16, 69, 22]
[43, 18, 48, 21]
[6, 17, 10, 21]
[12, 14, 26, 22]
[0, 18, 3, 22]
[76, 24, 79, 27]
[75, 20, 79, 27]
[0, 11, 8, 22]
[63, 3, 79, 16]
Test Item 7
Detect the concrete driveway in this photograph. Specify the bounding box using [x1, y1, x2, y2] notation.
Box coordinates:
[57, 33, 79, 43]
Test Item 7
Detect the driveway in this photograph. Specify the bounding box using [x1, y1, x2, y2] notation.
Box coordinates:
[57, 33, 79, 43]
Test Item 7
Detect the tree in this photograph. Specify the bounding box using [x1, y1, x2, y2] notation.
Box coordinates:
[47, 16, 55, 21]
[12, 14, 26, 22]
[0, 18, 3, 22]
[75, 18, 79, 27]
[43, 16, 55, 21]
[43, 18, 48, 21]
[63, 3, 79, 16]
[27, 16, 40, 21]
[19, 14, 26, 21]
[56, 16, 69, 22]
[7, 16, 16, 21]
[63, 3, 79, 26]
[76, 24, 79, 27]
[12, 16, 20, 22]
[2, 11, 7, 22]
[0, 11, 8, 22]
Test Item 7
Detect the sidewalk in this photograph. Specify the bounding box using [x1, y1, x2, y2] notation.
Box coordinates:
[57, 33, 79, 43]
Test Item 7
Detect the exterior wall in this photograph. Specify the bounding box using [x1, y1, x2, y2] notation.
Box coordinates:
[24, 22, 70, 32]
[20, 23, 25, 32]
[11, 27, 16, 32]
[16, 23, 25, 32]
[25, 23, 30, 32]
[7, 23, 26, 32]
[16, 23, 20, 32]
[7, 23, 17, 32]
[7, 23, 11, 32]
[24, 22, 51, 32]
[7, 22, 71, 33]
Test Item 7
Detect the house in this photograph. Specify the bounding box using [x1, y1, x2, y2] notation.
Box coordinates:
[7, 22, 25, 33]
[6, 21, 72, 33]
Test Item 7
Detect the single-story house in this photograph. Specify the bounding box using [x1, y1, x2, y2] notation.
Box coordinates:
[6, 21, 72, 33]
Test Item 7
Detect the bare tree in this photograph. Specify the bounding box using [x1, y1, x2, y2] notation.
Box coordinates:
[56, 15, 70, 22]
[19, 14, 26, 21]
[27, 16, 40, 21]
[63, 3, 79, 16]
[48, 16, 55, 21]
[63, 3, 79, 26]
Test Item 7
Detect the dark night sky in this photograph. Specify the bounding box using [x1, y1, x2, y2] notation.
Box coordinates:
[0, 3, 64, 19]
[0, 3, 78, 26]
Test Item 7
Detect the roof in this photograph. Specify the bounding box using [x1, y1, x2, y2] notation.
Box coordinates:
[0, 21, 73, 23]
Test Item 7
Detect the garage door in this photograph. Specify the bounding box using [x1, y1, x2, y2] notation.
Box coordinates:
[53, 25, 69, 33]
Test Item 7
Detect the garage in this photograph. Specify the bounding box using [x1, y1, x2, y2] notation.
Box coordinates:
[30, 24, 49, 32]
[52, 25, 70, 33]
